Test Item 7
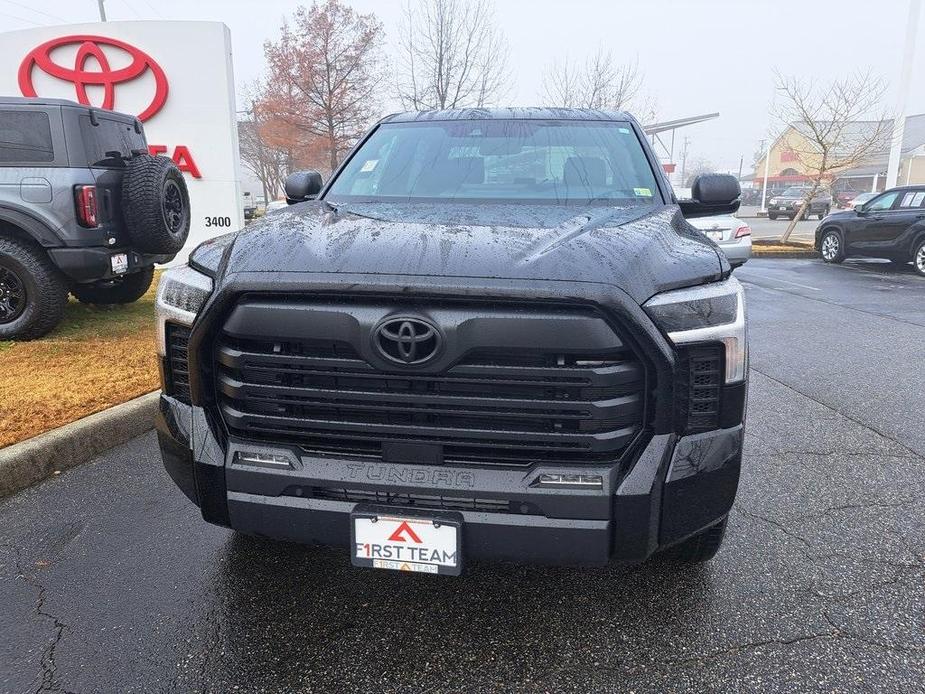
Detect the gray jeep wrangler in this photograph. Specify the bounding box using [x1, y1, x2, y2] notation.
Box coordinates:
[0, 97, 190, 340]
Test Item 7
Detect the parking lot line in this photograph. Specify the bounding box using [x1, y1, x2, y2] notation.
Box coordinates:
[740, 273, 821, 291]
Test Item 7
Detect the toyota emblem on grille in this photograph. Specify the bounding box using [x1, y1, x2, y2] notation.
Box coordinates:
[374, 317, 442, 365]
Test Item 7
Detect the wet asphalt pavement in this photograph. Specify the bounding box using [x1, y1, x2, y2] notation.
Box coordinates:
[1, 258, 923, 693]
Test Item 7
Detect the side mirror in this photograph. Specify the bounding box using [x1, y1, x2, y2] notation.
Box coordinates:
[679, 174, 741, 219]
[285, 170, 324, 204]
[854, 203, 866, 214]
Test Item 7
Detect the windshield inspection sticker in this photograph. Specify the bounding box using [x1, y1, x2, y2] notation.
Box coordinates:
[360, 159, 378, 173]
[633, 187, 652, 197]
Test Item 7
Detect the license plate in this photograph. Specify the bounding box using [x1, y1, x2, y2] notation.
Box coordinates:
[778, 206, 787, 211]
[706, 230, 723, 241]
[351, 511, 462, 575]
[110, 253, 129, 274]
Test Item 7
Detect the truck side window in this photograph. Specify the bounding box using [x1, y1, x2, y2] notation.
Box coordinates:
[0, 110, 54, 163]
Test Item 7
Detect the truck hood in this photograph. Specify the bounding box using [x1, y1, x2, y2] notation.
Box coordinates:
[217, 201, 725, 304]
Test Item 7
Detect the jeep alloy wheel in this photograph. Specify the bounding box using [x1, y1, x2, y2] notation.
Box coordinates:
[163, 179, 185, 233]
[0, 265, 25, 324]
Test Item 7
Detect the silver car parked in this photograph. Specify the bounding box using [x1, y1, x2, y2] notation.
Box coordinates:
[674, 187, 751, 268]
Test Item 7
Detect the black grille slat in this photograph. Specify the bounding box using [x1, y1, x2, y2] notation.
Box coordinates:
[221, 403, 638, 449]
[217, 344, 643, 393]
[217, 374, 642, 426]
[215, 300, 647, 467]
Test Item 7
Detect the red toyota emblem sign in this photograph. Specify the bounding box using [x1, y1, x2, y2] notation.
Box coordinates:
[18, 34, 168, 122]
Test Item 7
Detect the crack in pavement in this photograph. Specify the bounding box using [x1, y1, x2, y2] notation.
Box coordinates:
[750, 367, 925, 460]
[4, 543, 72, 694]
[734, 506, 812, 549]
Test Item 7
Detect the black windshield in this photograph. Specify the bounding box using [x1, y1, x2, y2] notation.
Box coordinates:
[327, 119, 661, 205]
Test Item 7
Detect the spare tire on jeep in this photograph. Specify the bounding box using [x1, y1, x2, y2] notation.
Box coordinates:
[122, 154, 190, 255]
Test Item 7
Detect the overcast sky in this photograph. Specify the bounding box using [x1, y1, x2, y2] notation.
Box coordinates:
[6, 0, 925, 173]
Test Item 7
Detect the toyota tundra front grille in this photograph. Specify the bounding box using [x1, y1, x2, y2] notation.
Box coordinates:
[213, 298, 648, 467]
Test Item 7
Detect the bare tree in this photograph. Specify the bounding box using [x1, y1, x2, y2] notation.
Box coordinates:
[542, 49, 644, 112]
[261, 1, 386, 173]
[396, 0, 509, 110]
[773, 70, 890, 242]
[238, 117, 287, 204]
[683, 157, 715, 187]
[238, 86, 291, 204]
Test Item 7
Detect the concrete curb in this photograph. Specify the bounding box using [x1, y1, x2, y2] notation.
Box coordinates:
[0, 391, 158, 498]
[752, 249, 820, 260]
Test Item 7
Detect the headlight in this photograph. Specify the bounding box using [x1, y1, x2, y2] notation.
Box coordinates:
[154, 264, 213, 355]
[643, 277, 747, 383]
[769, 198, 778, 205]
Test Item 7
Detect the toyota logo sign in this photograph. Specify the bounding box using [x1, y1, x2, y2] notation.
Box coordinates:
[374, 317, 442, 365]
[18, 34, 168, 122]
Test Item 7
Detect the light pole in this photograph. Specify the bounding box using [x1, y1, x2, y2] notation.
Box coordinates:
[97, 0, 107, 21]
[886, 0, 921, 188]
[760, 137, 772, 214]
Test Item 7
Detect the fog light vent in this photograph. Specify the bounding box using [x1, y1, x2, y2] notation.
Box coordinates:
[676, 345, 723, 433]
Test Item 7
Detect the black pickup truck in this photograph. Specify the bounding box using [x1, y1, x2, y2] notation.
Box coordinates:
[154, 108, 747, 575]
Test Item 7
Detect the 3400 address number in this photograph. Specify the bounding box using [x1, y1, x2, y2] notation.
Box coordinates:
[204, 216, 233, 228]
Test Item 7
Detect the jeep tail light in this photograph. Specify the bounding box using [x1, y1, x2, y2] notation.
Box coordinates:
[75, 185, 99, 228]
[734, 224, 751, 238]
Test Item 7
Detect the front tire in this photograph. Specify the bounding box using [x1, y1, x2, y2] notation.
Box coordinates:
[666, 517, 728, 563]
[914, 239, 925, 277]
[820, 229, 846, 264]
[768, 213, 778, 220]
[71, 267, 155, 305]
[0, 236, 68, 340]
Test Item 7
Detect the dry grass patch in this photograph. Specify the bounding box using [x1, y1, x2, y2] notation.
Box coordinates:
[751, 240, 818, 256]
[0, 275, 160, 448]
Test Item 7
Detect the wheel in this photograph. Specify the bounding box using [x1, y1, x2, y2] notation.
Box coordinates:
[0, 236, 68, 340]
[666, 517, 728, 563]
[787, 214, 796, 221]
[820, 229, 846, 264]
[122, 154, 191, 255]
[914, 239, 925, 277]
[800, 208, 810, 221]
[818, 206, 830, 220]
[768, 213, 778, 220]
[71, 267, 155, 305]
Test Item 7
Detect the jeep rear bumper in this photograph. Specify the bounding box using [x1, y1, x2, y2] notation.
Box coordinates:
[48, 246, 173, 282]
[156, 395, 743, 566]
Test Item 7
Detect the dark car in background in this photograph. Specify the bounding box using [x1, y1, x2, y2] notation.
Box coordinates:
[155, 108, 747, 576]
[816, 185, 925, 275]
[767, 186, 832, 220]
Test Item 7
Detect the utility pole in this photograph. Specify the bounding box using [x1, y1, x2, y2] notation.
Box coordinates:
[886, 0, 921, 187]
[679, 136, 690, 185]
[760, 137, 772, 214]
[97, 0, 107, 21]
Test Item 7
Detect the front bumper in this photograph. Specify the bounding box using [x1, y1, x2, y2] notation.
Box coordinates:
[157, 394, 743, 565]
